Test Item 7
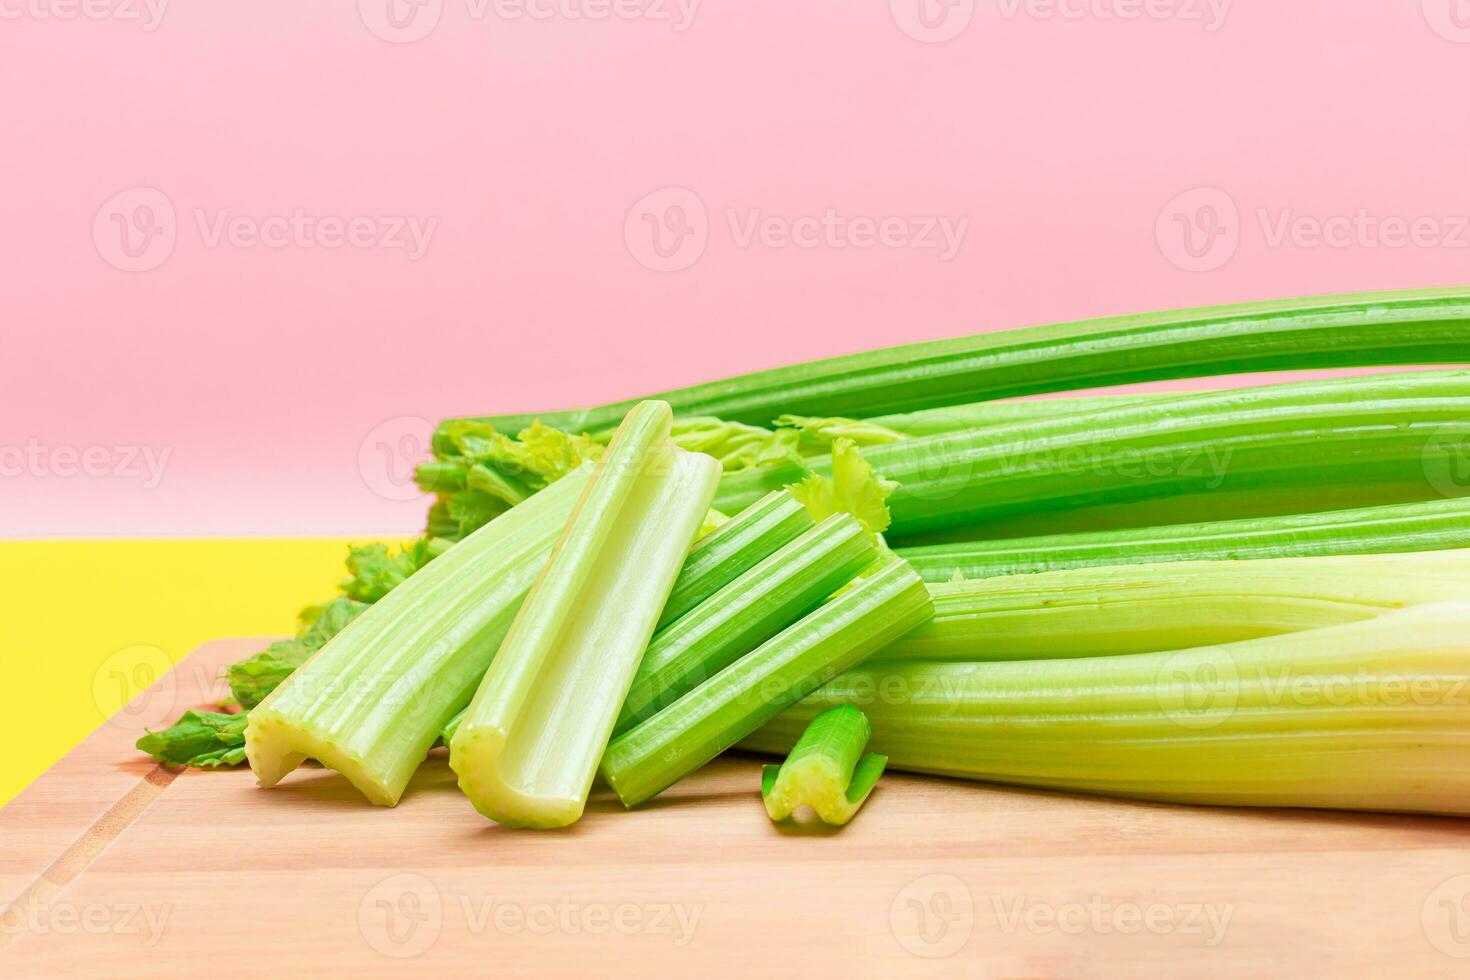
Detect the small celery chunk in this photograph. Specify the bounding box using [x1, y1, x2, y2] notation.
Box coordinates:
[761, 705, 886, 826]
[449, 401, 721, 829]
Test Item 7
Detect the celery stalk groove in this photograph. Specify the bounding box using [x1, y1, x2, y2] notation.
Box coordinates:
[761, 705, 886, 825]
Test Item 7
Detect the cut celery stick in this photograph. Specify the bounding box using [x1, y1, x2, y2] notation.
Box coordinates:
[602, 558, 934, 808]
[761, 705, 886, 825]
[243, 464, 593, 806]
[746, 602, 1470, 816]
[616, 513, 878, 735]
[898, 497, 1470, 581]
[883, 550, 1470, 661]
[659, 491, 815, 629]
[449, 401, 721, 829]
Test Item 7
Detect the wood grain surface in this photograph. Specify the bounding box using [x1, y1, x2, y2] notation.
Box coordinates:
[4, 638, 1470, 978]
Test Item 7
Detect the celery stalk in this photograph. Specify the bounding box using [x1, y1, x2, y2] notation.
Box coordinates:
[659, 491, 815, 629]
[897, 497, 1470, 581]
[449, 401, 720, 829]
[601, 558, 934, 808]
[616, 514, 879, 735]
[444, 288, 1470, 434]
[243, 464, 593, 806]
[746, 602, 1470, 816]
[884, 550, 1470, 661]
[761, 705, 886, 825]
[714, 369, 1470, 530]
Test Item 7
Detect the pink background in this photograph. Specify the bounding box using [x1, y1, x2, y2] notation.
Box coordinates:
[4, 1, 1470, 538]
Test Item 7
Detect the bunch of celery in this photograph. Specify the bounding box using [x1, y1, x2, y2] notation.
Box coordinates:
[746, 602, 1470, 816]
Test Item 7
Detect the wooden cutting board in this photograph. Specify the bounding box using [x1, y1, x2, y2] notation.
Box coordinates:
[5, 639, 1470, 978]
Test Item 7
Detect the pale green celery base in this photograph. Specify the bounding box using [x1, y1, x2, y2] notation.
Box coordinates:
[246, 714, 408, 807]
[884, 551, 1470, 661]
[451, 428, 721, 829]
[746, 602, 1470, 817]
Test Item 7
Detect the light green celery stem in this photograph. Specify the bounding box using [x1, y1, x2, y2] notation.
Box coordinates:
[744, 602, 1470, 817]
[761, 704, 886, 825]
[242, 464, 593, 807]
[659, 491, 815, 629]
[863, 393, 1173, 438]
[713, 369, 1470, 531]
[897, 497, 1470, 581]
[601, 558, 934, 808]
[442, 288, 1470, 435]
[449, 401, 721, 829]
[616, 513, 879, 735]
[883, 550, 1470, 662]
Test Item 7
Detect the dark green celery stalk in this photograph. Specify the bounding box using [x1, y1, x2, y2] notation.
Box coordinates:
[714, 370, 1470, 532]
[442, 288, 1470, 435]
[616, 513, 878, 735]
[601, 559, 933, 808]
[897, 497, 1470, 582]
[659, 491, 816, 629]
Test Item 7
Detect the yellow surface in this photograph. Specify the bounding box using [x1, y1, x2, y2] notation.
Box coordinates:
[0, 538, 389, 808]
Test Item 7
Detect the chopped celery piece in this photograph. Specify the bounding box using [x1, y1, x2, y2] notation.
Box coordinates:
[443, 288, 1470, 434]
[602, 558, 934, 808]
[616, 513, 879, 735]
[746, 602, 1470, 816]
[659, 491, 815, 629]
[243, 464, 593, 806]
[714, 369, 1470, 530]
[761, 705, 886, 825]
[883, 550, 1470, 661]
[898, 497, 1470, 581]
[449, 401, 721, 829]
